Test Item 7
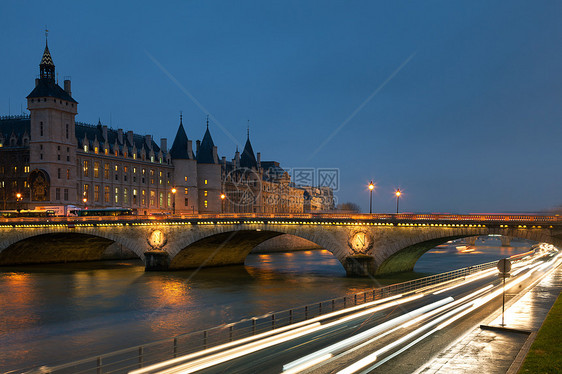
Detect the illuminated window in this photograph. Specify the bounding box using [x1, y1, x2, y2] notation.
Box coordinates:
[150, 190, 156, 206]
[133, 153, 136, 159]
[141, 190, 146, 205]
[83, 160, 89, 176]
[114, 187, 119, 203]
[123, 188, 128, 204]
[104, 186, 110, 202]
[84, 145, 88, 152]
[150, 156, 154, 163]
[204, 190, 208, 197]
[94, 185, 100, 202]
[104, 163, 110, 179]
[159, 192, 163, 207]
[204, 200, 208, 208]
[133, 167, 137, 174]
[184, 187, 188, 195]
[184, 176, 188, 182]
[104, 148, 109, 155]
[67, 169, 70, 180]
[204, 179, 208, 185]
[133, 189, 138, 205]
[167, 193, 171, 207]
[94, 147, 99, 154]
[94, 162, 100, 178]
[83, 184, 90, 200]
[115, 165, 118, 171]
[24, 166, 29, 173]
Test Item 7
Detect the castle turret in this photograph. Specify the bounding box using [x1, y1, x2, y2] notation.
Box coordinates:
[196, 118, 221, 213]
[170, 114, 198, 213]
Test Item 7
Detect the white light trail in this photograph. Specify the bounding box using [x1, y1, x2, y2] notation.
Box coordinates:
[131, 293, 409, 374]
[336, 258, 557, 374]
[282, 297, 451, 372]
[154, 323, 322, 374]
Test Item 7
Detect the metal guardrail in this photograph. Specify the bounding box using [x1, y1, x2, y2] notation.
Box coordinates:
[20, 259, 504, 374]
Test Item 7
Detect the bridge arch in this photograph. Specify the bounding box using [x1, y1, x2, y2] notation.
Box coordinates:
[0, 227, 145, 266]
[375, 227, 561, 274]
[164, 225, 345, 271]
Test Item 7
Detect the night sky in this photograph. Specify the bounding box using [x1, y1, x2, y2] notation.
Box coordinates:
[1, 1, 561, 213]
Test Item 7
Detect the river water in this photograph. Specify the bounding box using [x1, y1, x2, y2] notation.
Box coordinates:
[0, 237, 533, 372]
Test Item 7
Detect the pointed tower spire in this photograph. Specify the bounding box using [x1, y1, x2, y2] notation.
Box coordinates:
[247, 120, 250, 139]
[169, 113, 191, 159]
[206, 115, 209, 129]
[39, 29, 55, 82]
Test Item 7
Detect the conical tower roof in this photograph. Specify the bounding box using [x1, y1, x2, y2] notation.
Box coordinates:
[169, 115, 191, 159]
[197, 119, 217, 164]
[240, 131, 257, 169]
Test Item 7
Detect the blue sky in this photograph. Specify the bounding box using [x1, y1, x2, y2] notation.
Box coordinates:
[1, 1, 561, 213]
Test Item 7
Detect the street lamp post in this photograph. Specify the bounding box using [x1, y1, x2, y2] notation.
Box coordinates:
[83, 197, 87, 209]
[368, 181, 374, 214]
[395, 189, 401, 214]
[220, 192, 226, 213]
[171, 187, 177, 215]
[16, 192, 22, 213]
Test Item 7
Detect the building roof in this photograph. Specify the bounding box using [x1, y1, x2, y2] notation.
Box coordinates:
[196, 125, 217, 164]
[75, 122, 162, 155]
[169, 117, 191, 159]
[27, 41, 78, 104]
[27, 79, 78, 103]
[240, 137, 257, 169]
[0, 116, 30, 147]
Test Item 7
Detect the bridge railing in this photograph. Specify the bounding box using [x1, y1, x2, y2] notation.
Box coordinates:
[24, 259, 508, 374]
[1, 212, 560, 225]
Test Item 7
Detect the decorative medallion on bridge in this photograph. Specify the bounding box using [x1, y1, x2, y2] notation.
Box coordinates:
[347, 229, 373, 254]
[147, 229, 167, 249]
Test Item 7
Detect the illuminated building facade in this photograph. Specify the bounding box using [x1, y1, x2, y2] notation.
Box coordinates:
[0, 39, 333, 214]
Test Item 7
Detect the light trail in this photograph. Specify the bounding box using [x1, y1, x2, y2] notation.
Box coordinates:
[134, 293, 423, 374]
[152, 323, 323, 374]
[433, 268, 497, 295]
[336, 256, 560, 374]
[282, 297, 452, 372]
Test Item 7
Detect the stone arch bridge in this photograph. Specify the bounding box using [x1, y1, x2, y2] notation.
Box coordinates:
[0, 213, 560, 276]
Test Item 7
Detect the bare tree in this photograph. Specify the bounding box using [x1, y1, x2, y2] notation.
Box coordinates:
[337, 202, 361, 213]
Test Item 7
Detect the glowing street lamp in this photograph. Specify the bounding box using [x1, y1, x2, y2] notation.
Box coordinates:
[368, 181, 375, 214]
[16, 192, 22, 212]
[171, 187, 177, 214]
[395, 189, 402, 214]
[220, 192, 226, 213]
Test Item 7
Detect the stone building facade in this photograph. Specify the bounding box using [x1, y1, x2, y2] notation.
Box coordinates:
[0, 40, 334, 215]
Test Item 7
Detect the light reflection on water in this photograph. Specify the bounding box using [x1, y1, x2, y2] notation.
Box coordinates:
[0, 237, 533, 371]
